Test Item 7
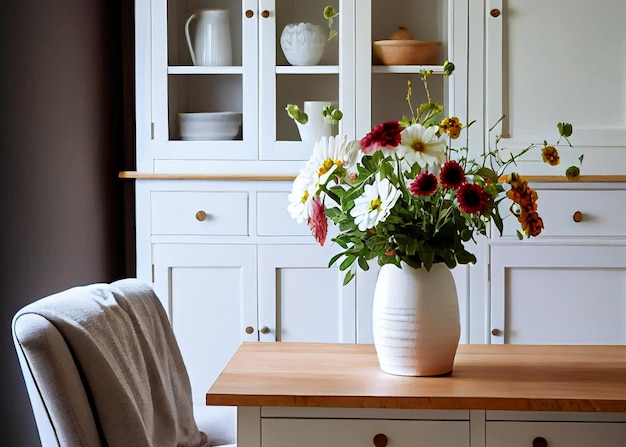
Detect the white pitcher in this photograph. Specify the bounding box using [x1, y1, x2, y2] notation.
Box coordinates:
[185, 9, 232, 66]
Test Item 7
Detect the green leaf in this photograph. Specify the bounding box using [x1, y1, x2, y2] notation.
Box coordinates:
[285, 104, 308, 124]
[342, 270, 355, 286]
[339, 255, 356, 271]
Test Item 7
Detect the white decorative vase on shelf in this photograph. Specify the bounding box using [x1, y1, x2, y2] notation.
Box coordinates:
[296, 101, 338, 145]
[372, 262, 460, 377]
[280, 22, 326, 66]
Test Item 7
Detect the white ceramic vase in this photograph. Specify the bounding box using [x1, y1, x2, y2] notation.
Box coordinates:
[296, 101, 338, 145]
[372, 263, 460, 376]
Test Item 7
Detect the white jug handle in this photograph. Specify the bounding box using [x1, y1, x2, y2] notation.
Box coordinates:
[185, 12, 197, 66]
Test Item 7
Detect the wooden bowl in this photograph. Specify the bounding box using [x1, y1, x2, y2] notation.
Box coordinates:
[373, 40, 441, 65]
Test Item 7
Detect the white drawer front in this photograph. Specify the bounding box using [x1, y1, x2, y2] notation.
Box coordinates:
[256, 192, 311, 236]
[533, 189, 626, 237]
[486, 421, 626, 447]
[151, 191, 248, 235]
[263, 419, 469, 447]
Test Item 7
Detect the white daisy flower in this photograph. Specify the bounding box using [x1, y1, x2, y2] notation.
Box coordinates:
[287, 164, 318, 223]
[350, 173, 401, 231]
[307, 135, 360, 186]
[397, 123, 447, 169]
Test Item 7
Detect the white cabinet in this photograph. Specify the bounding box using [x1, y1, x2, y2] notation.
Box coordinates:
[152, 243, 258, 404]
[483, 0, 626, 174]
[136, 0, 463, 173]
[144, 180, 357, 400]
[485, 412, 626, 447]
[488, 183, 626, 345]
[140, 0, 357, 171]
[263, 418, 469, 447]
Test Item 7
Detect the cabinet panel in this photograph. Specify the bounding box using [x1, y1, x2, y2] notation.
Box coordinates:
[485, 0, 626, 174]
[258, 244, 356, 343]
[262, 419, 469, 447]
[153, 244, 257, 404]
[151, 191, 248, 235]
[490, 244, 626, 344]
[486, 421, 626, 447]
[502, 189, 626, 237]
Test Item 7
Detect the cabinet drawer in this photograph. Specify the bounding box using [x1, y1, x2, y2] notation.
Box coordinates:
[257, 192, 311, 236]
[534, 189, 626, 237]
[486, 421, 626, 447]
[151, 191, 248, 235]
[262, 419, 469, 447]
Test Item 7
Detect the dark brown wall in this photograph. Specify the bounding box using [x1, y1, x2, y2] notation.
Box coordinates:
[0, 1, 134, 444]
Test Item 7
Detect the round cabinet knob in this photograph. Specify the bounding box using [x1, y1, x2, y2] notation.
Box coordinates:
[261, 10, 270, 18]
[245, 326, 254, 334]
[490, 8, 501, 17]
[245, 9, 254, 18]
[195, 210, 207, 222]
[572, 211, 583, 222]
[373, 433, 388, 447]
[260, 326, 270, 334]
[491, 328, 501, 336]
[532, 436, 548, 447]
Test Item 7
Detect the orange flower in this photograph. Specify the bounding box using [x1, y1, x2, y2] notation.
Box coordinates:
[541, 146, 560, 166]
[503, 172, 543, 237]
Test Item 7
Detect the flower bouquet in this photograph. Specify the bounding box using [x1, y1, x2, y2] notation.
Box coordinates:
[288, 63, 577, 284]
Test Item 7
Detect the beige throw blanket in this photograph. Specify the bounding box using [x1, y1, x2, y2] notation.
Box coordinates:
[16, 279, 207, 447]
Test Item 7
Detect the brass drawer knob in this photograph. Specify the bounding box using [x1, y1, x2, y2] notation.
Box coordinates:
[491, 328, 501, 336]
[245, 326, 254, 334]
[490, 8, 501, 17]
[195, 210, 207, 222]
[532, 436, 548, 447]
[260, 326, 270, 334]
[572, 211, 583, 222]
[261, 10, 270, 18]
[245, 9, 254, 18]
[373, 433, 388, 447]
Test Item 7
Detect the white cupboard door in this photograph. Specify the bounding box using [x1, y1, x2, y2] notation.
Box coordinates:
[262, 419, 469, 447]
[486, 421, 626, 447]
[260, 0, 354, 161]
[257, 244, 356, 343]
[152, 0, 258, 161]
[489, 243, 626, 344]
[153, 243, 257, 405]
[485, 0, 626, 174]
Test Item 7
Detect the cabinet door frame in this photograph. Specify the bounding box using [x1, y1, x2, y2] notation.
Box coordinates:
[489, 241, 626, 344]
[257, 244, 357, 343]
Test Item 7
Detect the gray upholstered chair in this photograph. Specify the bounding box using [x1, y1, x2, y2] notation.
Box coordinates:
[12, 278, 236, 447]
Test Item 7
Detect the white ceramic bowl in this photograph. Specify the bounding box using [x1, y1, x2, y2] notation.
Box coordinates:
[178, 112, 242, 141]
[280, 23, 326, 66]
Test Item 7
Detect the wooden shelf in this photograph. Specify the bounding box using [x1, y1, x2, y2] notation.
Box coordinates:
[120, 171, 626, 183]
[118, 171, 295, 181]
[206, 343, 626, 413]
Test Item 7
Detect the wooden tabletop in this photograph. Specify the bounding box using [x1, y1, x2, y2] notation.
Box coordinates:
[206, 342, 626, 412]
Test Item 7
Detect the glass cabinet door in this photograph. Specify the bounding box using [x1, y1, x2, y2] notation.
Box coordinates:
[259, 0, 354, 161]
[356, 0, 455, 138]
[152, 0, 258, 161]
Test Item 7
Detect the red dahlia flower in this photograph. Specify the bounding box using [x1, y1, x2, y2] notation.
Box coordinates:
[307, 195, 328, 246]
[439, 160, 466, 189]
[457, 183, 490, 214]
[409, 171, 438, 196]
[360, 120, 403, 154]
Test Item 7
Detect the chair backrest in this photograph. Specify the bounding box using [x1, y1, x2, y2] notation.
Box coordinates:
[12, 279, 208, 447]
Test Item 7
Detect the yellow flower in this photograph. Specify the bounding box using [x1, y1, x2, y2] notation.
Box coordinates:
[439, 116, 463, 139]
[541, 145, 560, 166]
